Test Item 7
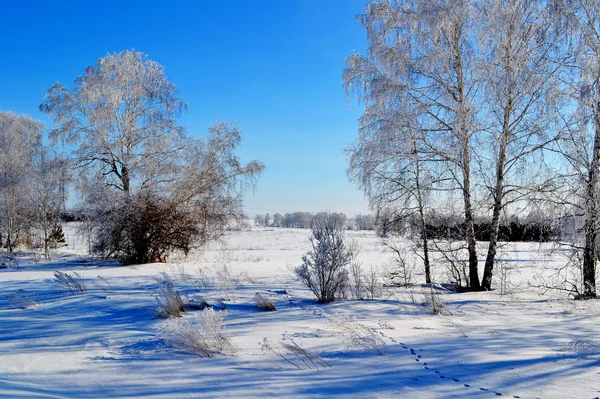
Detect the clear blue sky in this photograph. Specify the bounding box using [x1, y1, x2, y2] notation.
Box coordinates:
[0, 0, 371, 217]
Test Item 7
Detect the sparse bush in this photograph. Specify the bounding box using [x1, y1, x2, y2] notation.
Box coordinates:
[363, 266, 381, 300]
[239, 270, 259, 284]
[295, 213, 352, 303]
[422, 286, 449, 315]
[349, 261, 364, 299]
[155, 272, 185, 318]
[54, 270, 86, 294]
[192, 267, 214, 292]
[329, 314, 387, 355]
[349, 262, 381, 300]
[260, 335, 330, 370]
[383, 239, 414, 287]
[254, 293, 276, 311]
[568, 337, 600, 355]
[214, 264, 238, 301]
[432, 240, 469, 289]
[158, 308, 233, 357]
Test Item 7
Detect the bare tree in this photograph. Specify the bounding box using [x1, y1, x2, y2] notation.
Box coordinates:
[0, 111, 42, 256]
[41, 50, 264, 263]
[477, 0, 563, 290]
[347, 110, 435, 283]
[549, 0, 600, 299]
[28, 147, 67, 258]
[345, 0, 481, 288]
[40, 49, 187, 195]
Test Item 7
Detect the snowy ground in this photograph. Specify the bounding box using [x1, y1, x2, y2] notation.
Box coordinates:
[1, 226, 599, 398]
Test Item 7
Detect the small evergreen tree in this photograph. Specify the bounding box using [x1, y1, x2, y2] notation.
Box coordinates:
[48, 221, 66, 249]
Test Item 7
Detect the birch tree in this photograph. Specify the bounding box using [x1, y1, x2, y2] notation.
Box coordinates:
[477, 0, 563, 290]
[28, 147, 67, 258]
[40, 50, 187, 194]
[551, 0, 600, 298]
[346, 107, 435, 283]
[345, 0, 482, 289]
[0, 111, 42, 256]
[41, 50, 264, 264]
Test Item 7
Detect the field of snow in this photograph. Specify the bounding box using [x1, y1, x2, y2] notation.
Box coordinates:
[1, 226, 599, 398]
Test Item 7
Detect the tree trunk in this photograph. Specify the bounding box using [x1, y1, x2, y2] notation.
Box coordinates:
[121, 164, 130, 195]
[463, 166, 480, 290]
[453, 23, 479, 290]
[482, 99, 512, 290]
[414, 149, 431, 284]
[581, 104, 600, 299]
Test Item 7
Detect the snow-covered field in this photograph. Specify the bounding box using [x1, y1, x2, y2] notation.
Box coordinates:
[1, 227, 599, 398]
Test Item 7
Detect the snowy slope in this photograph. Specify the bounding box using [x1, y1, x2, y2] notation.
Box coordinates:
[0, 227, 599, 398]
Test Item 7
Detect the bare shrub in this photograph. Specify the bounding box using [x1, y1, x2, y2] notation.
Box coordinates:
[349, 261, 364, 299]
[295, 213, 352, 303]
[239, 270, 259, 284]
[260, 335, 330, 370]
[329, 314, 388, 355]
[254, 293, 276, 311]
[432, 240, 469, 289]
[350, 262, 382, 300]
[214, 264, 238, 301]
[363, 266, 382, 300]
[54, 270, 86, 294]
[93, 191, 201, 265]
[383, 239, 414, 287]
[155, 272, 185, 319]
[568, 337, 600, 355]
[422, 286, 449, 315]
[158, 308, 233, 357]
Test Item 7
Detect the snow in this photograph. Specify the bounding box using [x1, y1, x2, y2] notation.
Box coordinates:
[1, 226, 599, 398]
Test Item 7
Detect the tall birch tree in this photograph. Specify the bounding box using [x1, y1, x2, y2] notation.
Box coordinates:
[477, 0, 563, 290]
[345, 0, 482, 289]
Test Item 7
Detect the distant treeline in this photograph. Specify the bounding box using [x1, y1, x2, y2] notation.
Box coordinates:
[253, 212, 376, 231]
[252, 210, 556, 242]
[421, 216, 554, 242]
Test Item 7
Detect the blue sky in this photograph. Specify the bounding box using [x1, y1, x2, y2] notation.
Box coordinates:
[0, 0, 370, 216]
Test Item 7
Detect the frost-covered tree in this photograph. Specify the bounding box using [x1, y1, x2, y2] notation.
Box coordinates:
[551, 0, 600, 298]
[345, 0, 482, 289]
[28, 147, 67, 258]
[0, 111, 43, 256]
[272, 213, 283, 227]
[346, 106, 435, 283]
[354, 214, 375, 231]
[295, 212, 352, 303]
[40, 50, 186, 195]
[41, 50, 264, 264]
[477, 0, 563, 290]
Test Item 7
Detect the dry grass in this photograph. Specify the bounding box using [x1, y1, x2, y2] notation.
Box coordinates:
[158, 308, 233, 357]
